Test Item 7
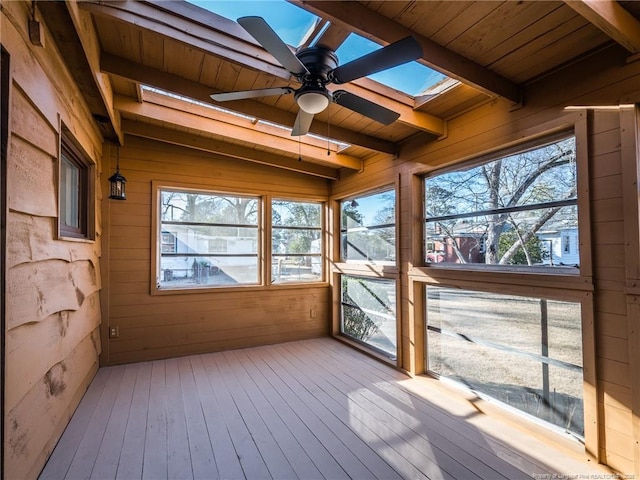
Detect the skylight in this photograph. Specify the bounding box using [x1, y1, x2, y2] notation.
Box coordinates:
[188, 1, 319, 48]
[336, 33, 447, 97]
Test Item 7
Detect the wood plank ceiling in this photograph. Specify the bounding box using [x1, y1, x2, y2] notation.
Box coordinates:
[62, 0, 640, 177]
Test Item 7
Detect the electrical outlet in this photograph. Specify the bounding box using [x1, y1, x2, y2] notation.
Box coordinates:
[310, 308, 317, 319]
[109, 326, 119, 338]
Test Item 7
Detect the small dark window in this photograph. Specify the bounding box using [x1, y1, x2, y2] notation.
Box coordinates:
[59, 130, 92, 239]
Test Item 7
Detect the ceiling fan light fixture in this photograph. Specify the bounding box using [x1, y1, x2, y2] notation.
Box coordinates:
[296, 90, 330, 114]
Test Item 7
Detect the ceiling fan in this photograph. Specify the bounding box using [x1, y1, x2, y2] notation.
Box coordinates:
[210, 16, 423, 136]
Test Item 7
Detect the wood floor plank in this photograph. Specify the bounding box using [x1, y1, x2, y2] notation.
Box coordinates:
[267, 343, 425, 480]
[290, 340, 528, 480]
[39, 368, 112, 479]
[116, 362, 151, 480]
[43, 338, 610, 480]
[90, 364, 139, 480]
[231, 348, 349, 480]
[200, 352, 271, 479]
[142, 360, 168, 480]
[282, 342, 462, 480]
[244, 346, 375, 479]
[224, 348, 324, 480]
[251, 345, 399, 480]
[216, 351, 297, 480]
[164, 358, 193, 480]
[317, 338, 555, 475]
[189, 355, 245, 480]
[177, 356, 217, 479]
[65, 365, 126, 480]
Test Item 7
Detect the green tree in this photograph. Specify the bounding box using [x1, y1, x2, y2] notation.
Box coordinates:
[272, 200, 321, 255]
[498, 229, 547, 265]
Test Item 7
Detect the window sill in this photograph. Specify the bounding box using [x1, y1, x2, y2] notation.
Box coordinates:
[58, 234, 95, 243]
[334, 334, 399, 368]
[332, 262, 399, 277]
[410, 265, 593, 296]
[151, 281, 330, 296]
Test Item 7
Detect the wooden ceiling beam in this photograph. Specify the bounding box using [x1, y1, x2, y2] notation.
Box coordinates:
[291, 0, 522, 104]
[298, 18, 330, 50]
[64, 2, 123, 143]
[37, 1, 123, 143]
[114, 94, 363, 170]
[79, 1, 291, 80]
[337, 83, 445, 136]
[121, 120, 339, 180]
[564, 0, 640, 54]
[100, 53, 396, 154]
[312, 23, 351, 51]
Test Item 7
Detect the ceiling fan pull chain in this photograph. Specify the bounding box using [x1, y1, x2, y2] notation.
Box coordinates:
[327, 116, 331, 156]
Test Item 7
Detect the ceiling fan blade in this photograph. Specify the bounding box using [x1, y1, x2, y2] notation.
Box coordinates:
[291, 110, 314, 136]
[238, 16, 309, 76]
[333, 90, 400, 125]
[330, 36, 423, 84]
[211, 87, 293, 102]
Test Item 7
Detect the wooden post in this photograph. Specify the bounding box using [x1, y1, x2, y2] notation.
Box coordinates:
[540, 298, 550, 419]
[0, 45, 10, 480]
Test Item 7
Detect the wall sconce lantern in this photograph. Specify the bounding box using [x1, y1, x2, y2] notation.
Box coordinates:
[108, 146, 126, 200]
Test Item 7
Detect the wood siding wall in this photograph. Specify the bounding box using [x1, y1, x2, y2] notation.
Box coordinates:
[590, 109, 633, 471]
[102, 136, 330, 366]
[331, 44, 640, 475]
[2, 3, 104, 479]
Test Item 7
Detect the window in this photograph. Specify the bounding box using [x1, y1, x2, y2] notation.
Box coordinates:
[209, 238, 227, 253]
[59, 128, 93, 239]
[272, 199, 322, 284]
[336, 33, 447, 97]
[161, 232, 177, 253]
[341, 189, 396, 263]
[188, 0, 319, 48]
[426, 286, 584, 436]
[424, 135, 578, 268]
[341, 275, 397, 359]
[157, 188, 259, 289]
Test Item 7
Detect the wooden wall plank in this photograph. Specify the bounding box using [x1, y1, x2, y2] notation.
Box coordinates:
[10, 84, 58, 155]
[7, 135, 57, 218]
[104, 135, 331, 364]
[7, 211, 100, 268]
[2, 5, 104, 479]
[5, 332, 99, 479]
[8, 259, 100, 329]
[6, 292, 101, 412]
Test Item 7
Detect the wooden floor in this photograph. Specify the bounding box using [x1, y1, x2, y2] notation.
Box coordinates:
[39, 338, 610, 480]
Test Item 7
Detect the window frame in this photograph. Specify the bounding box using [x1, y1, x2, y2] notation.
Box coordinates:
[410, 119, 596, 451]
[339, 186, 398, 266]
[270, 197, 324, 285]
[424, 284, 586, 437]
[423, 131, 579, 274]
[153, 184, 262, 292]
[330, 183, 401, 365]
[58, 125, 94, 241]
[151, 184, 330, 295]
[340, 274, 398, 361]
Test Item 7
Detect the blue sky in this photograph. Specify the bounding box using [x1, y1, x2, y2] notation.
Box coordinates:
[190, 1, 317, 46]
[190, 0, 447, 97]
[336, 34, 446, 97]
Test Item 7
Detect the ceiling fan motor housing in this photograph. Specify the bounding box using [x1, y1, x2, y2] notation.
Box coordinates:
[214, 17, 417, 133]
[294, 47, 338, 113]
[296, 47, 338, 81]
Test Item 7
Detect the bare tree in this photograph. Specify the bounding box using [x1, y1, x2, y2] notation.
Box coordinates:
[426, 138, 577, 265]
